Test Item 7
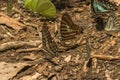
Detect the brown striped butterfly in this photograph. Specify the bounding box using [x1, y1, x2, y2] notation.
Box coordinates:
[42, 23, 58, 56]
[60, 12, 83, 47]
[105, 14, 120, 31]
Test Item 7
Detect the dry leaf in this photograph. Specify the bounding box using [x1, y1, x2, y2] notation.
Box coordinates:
[110, 0, 120, 6]
[36, 63, 48, 73]
[0, 62, 29, 80]
[19, 72, 40, 80]
[0, 13, 25, 30]
[64, 55, 72, 62]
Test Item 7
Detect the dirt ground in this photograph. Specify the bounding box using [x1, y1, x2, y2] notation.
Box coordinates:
[0, 1, 120, 80]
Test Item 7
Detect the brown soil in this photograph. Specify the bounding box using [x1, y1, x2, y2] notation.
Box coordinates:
[0, 1, 120, 80]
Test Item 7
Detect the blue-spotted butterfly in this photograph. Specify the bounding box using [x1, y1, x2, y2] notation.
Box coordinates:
[91, 0, 116, 14]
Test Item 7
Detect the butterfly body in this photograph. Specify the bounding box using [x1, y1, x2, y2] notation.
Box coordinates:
[60, 12, 83, 46]
[42, 23, 58, 56]
[91, 0, 116, 14]
[105, 14, 120, 31]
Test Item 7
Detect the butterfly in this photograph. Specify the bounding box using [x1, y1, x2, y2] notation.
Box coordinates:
[60, 12, 83, 47]
[42, 23, 58, 56]
[105, 14, 120, 31]
[91, 0, 116, 14]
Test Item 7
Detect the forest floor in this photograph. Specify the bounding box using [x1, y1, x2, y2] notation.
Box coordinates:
[0, 1, 120, 80]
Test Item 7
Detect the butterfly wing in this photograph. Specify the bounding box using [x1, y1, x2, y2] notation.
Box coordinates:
[60, 12, 83, 41]
[91, 0, 115, 14]
[42, 23, 58, 56]
[92, 0, 109, 13]
[105, 14, 120, 31]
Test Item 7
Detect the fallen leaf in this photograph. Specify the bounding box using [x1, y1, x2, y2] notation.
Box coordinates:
[0, 13, 25, 30]
[0, 62, 29, 80]
[36, 63, 48, 73]
[109, 0, 120, 6]
[64, 55, 72, 63]
[19, 72, 40, 80]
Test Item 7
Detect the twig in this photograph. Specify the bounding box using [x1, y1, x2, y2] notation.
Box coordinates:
[0, 41, 42, 52]
[92, 54, 120, 61]
[17, 47, 42, 53]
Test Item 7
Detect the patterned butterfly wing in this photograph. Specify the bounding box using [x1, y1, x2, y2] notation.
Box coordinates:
[60, 12, 83, 41]
[105, 14, 120, 31]
[91, 0, 116, 14]
[42, 23, 58, 56]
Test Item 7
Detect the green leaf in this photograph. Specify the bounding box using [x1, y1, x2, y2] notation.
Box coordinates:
[30, 0, 38, 12]
[24, 0, 32, 9]
[24, 0, 56, 17]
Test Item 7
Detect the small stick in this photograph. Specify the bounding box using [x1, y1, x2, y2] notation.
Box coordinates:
[17, 47, 42, 53]
[92, 54, 120, 61]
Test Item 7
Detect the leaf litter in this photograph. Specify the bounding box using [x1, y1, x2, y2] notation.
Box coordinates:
[0, 0, 120, 80]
